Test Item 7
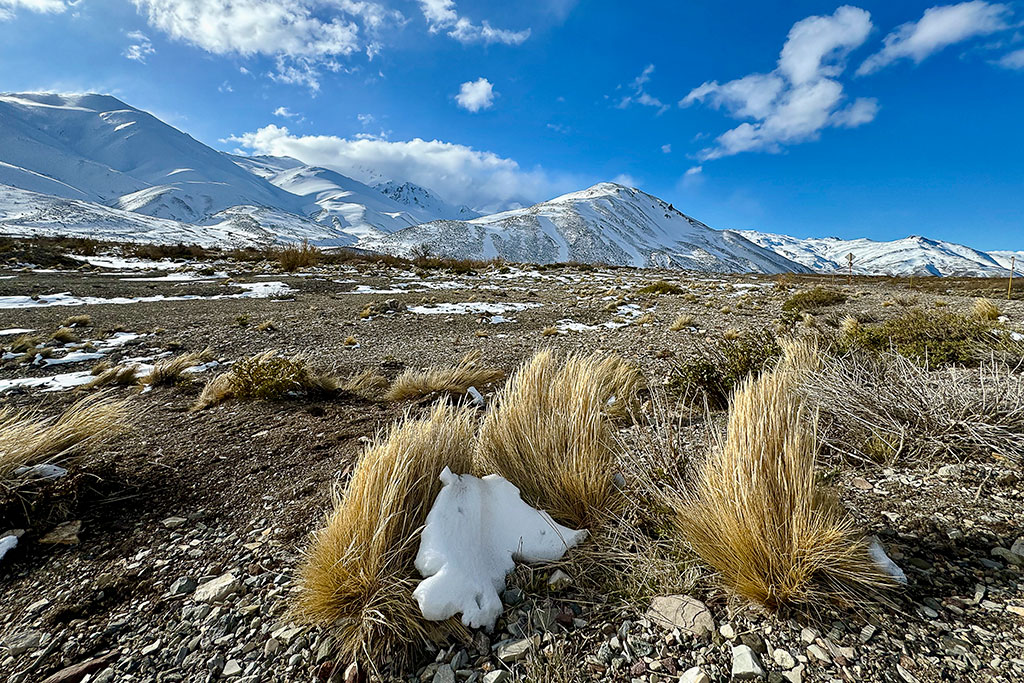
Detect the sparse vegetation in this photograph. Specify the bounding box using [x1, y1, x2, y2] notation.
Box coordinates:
[192, 352, 341, 410]
[840, 308, 995, 367]
[276, 240, 320, 272]
[638, 280, 683, 295]
[671, 330, 781, 409]
[342, 369, 391, 399]
[62, 314, 92, 328]
[140, 348, 215, 387]
[50, 327, 80, 344]
[972, 297, 1001, 321]
[296, 401, 476, 663]
[385, 351, 503, 402]
[657, 356, 896, 608]
[82, 364, 141, 391]
[782, 286, 847, 313]
[669, 314, 694, 331]
[1, 394, 131, 487]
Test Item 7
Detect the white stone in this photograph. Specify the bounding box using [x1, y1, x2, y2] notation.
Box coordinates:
[193, 573, 240, 603]
[731, 644, 765, 680]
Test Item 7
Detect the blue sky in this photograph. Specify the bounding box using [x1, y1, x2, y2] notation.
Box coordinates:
[1, 0, 1022, 249]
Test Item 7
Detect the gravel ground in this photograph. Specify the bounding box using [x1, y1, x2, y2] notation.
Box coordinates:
[1, 255, 1022, 682]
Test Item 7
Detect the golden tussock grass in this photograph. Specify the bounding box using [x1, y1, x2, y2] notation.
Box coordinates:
[972, 297, 1001, 321]
[81, 365, 140, 391]
[140, 348, 215, 387]
[662, 347, 895, 608]
[1, 393, 131, 486]
[385, 351, 503, 402]
[669, 314, 694, 331]
[50, 327, 80, 344]
[541, 326, 559, 337]
[192, 351, 341, 411]
[62, 314, 92, 328]
[476, 350, 633, 529]
[342, 369, 391, 399]
[295, 401, 476, 663]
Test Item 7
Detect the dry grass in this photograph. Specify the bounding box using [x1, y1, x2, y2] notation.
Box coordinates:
[796, 349, 1024, 464]
[541, 326, 559, 337]
[1, 394, 131, 486]
[669, 314, 694, 331]
[8, 334, 42, 354]
[660, 357, 896, 608]
[256, 320, 277, 332]
[972, 297, 1001, 321]
[140, 348, 215, 387]
[476, 350, 627, 529]
[50, 327, 80, 344]
[277, 240, 320, 272]
[295, 401, 476, 664]
[81, 364, 141, 391]
[192, 351, 341, 410]
[62, 314, 92, 328]
[342, 369, 391, 399]
[385, 351, 504, 402]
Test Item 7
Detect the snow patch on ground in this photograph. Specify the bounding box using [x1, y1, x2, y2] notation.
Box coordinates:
[0, 282, 294, 309]
[0, 535, 17, 564]
[408, 302, 541, 316]
[413, 468, 587, 630]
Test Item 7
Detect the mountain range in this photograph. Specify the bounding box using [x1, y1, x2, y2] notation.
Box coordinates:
[0, 92, 1017, 277]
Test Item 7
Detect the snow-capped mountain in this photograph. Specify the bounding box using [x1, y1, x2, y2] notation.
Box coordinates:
[375, 180, 480, 221]
[364, 183, 809, 274]
[989, 251, 1024, 271]
[739, 231, 1013, 277]
[0, 184, 345, 247]
[0, 93, 303, 222]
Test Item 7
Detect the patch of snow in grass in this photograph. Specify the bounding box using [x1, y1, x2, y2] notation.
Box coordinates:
[69, 255, 183, 270]
[0, 370, 94, 393]
[0, 328, 35, 336]
[41, 351, 106, 366]
[13, 464, 68, 480]
[868, 537, 907, 585]
[409, 302, 541, 316]
[0, 535, 16, 564]
[120, 272, 227, 282]
[0, 282, 294, 309]
[413, 467, 586, 630]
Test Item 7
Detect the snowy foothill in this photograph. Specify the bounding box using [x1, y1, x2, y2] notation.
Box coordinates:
[413, 468, 587, 630]
[0, 281, 294, 309]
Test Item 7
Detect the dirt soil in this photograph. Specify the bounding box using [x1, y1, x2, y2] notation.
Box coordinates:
[0, 256, 1022, 683]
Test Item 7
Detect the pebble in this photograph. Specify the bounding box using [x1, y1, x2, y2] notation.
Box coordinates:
[496, 636, 538, 663]
[194, 572, 241, 603]
[645, 595, 714, 639]
[680, 667, 710, 683]
[731, 644, 765, 680]
[773, 648, 796, 669]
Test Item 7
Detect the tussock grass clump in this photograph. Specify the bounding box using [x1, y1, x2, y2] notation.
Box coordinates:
[8, 334, 42, 354]
[672, 330, 781, 409]
[62, 314, 92, 328]
[1, 394, 130, 486]
[841, 308, 993, 367]
[972, 297, 1001, 321]
[669, 314, 694, 331]
[296, 402, 476, 663]
[50, 327, 80, 344]
[662, 358, 895, 608]
[82, 364, 140, 391]
[276, 240, 320, 272]
[192, 351, 340, 410]
[541, 326, 559, 337]
[638, 280, 683, 295]
[342, 369, 391, 399]
[385, 351, 503, 402]
[782, 286, 847, 313]
[476, 350, 627, 529]
[140, 348, 215, 387]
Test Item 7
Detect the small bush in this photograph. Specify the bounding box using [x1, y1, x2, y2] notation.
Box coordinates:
[385, 351, 503, 402]
[295, 401, 476, 663]
[841, 308, 993, 367]
[342, 369, 391, 399]
[277, 240, 320, 272]
[972, 298, 1001, 321]
[50, 327, 80, 344]
[670, 314, 695, 331]
[82, 365, 141, 391]
[672, 331, 781, 409]
[638, 280, 683, 295]
[541, 326, 559, 337]
[192, 352, 340, 410]
[782, 286, 847, 313]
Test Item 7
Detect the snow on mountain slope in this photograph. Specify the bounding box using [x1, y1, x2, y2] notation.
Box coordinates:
[0, 184, 342, 248]
[989, 251, 1024, 271]
[375, 180, 480, 221]
[0, 93, 302, 222]
[365, 183, 809, 273]
[739, 231, 1012, 277]
[226, 154, 455, 239]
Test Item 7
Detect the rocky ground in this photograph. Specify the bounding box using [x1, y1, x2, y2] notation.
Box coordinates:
[1, 250, 1022, 683]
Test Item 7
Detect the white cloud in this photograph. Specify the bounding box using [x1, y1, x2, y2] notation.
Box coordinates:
[357, 112, 375, 126]
[0, 0, 68, 20]
[417, 0, 529, 45]
[858, 1, 1012, 75]
[661, 144, 672, 154]
[131, 0, 403, 90]
[612, 173, 639, 187]
[997, 47, 1024, 68]
[227, 124, 579, 211]
[218, 81, 234, 93]
[455, 77, 495, 112]
[273, 106, 299, 118]
[682, 6, 876, 161]
[616, 64, 669, 114]
[684, 165, 702, 176]
[123, 31, 155, 62]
